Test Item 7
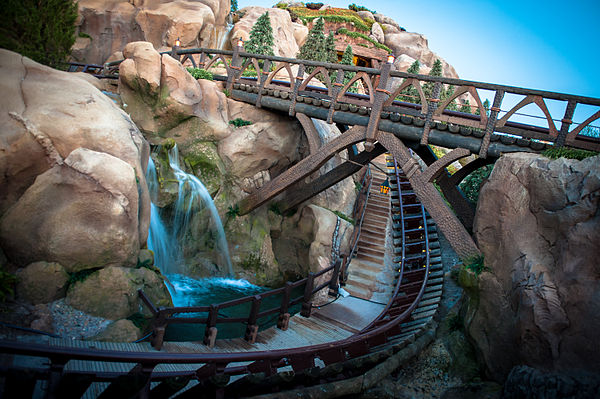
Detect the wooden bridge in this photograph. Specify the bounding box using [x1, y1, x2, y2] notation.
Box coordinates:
[1, 46, 599, 398]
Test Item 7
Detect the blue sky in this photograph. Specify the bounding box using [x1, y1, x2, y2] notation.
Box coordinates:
[238, 0, 599, 126]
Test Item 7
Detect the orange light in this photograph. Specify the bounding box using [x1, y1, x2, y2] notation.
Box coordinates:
[387, 53, 395, 64]
[174, 38, 181, 47]
[237, 37, 244, 48]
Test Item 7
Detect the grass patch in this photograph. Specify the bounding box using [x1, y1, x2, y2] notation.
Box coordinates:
[229, 118, 253, 127]
[186, 67, 214, 80]
[542, 147, 598, 161]
[240, 253, 266, 272]
[289, 7, 372, 32]
[337, 28, 392, 52]
[349, 3, 376, 13]
[78, 32, 92, 40]
[324, 207, 355, 225]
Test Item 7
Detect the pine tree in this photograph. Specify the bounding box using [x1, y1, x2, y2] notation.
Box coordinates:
[398, 59, 421, 103]
[0, 0, 78, 68]
[324, 31, 337, 64]
[297, 17, 326, 73]
[245, 12, 275, 56]
[460, 99, 472, 114]
[423, 59, 443, 100]
[444, 85, 459, 111]
[340, 44, 355, 82]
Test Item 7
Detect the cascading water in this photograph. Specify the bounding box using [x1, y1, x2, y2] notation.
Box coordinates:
[146, 146, 233, 278]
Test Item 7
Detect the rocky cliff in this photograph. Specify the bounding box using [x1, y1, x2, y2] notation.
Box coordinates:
[466, 153, 600, 381]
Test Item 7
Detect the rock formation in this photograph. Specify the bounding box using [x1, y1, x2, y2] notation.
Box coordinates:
[73, 0, 233, 64]
[466, 153, 600, 381]
[0, 49, 171, 319]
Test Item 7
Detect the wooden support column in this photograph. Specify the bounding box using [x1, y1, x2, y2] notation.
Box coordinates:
[277, 282, 293, 330]
[328, 68, 345, 123]
[301, 273, 315, 317]
[479, 89, 505, 158]
[204, 304, 219, 348]
[255, 59, 271, 108]
[227, 44, 242, 93]
[245, 295, 262, 343]
[364, 62, 392, 151]
[237, 125, 366, 215]
[378, 132, 480, 258]
[296, 113, 322, 155]
[421, 82, 442, 145]
[289, 64, 305, 117]
[555, 99, 577, 147]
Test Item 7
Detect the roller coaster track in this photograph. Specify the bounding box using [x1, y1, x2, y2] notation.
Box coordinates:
[0, 157, 444, 398]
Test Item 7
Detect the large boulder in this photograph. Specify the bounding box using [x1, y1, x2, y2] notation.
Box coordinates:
[73, 0, 232, 64]
[467, 153, 600, 381]
[91, 319, 141, 342]
[16, 262, 69, 304]
[0, 49, 151, 269]
[231, 7, 302, 57]
[66, 266, 172, 319]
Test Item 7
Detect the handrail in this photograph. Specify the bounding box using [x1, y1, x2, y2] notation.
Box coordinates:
[340, 165, 372, 283]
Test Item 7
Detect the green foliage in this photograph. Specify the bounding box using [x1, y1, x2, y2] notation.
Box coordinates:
[423, 59, 443, 100]
[542, 147, 598, 161]
[223, 88, 231, 97]
[227, 204, 240, 218]
[300, 14, 371, 32]
[231, 0, 238, 13]
[348, 3, 376, 13]
[334, 44, 358, 92]
[268, 202, 283, 215]
[397, 59, 421, 103]
[229, 118, 253, 127]
[462, 254, 487, 275]
[275, 2, 288, 9]
[0, 266, 17, 303]
[336, 28, 392, 52]
[333, 210, 355, 225]
[245, 12, 275, 57]
[186, 67, 214, 80]
[459, 164, 493, 204]
[67, 268, 97, 287]
[460, 99, 472, 114]
[240, 253, 266, 272]
[78, 32, 92, 40]
[354, 181, 363, 192]
[324, 31, 337, 64]
[0, 0, 78, 68]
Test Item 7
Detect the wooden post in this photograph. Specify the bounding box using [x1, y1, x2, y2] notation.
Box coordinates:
[227, 39, 243, 92]
[289, 63, 306, 117]
[479, 89, 505, 158]
[151, 309, 167, 350]
[46, 358, 66, 399]
[204, 304, 219, 348]
[170, 43, 180, 63]
[555, 99, 577, 147]
[420, 81, 442, 145]
[329, 257, 342, 296]
[364, 61, 392, 151]
[301, 273, 315, 318]
[245, 295, 262, 343]
[277, 282, 293, 330]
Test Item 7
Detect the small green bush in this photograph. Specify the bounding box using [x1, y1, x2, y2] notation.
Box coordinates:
[268, 202, 283, 215]
[127, 312, 150, 331]
[275, 2, 288, 9]
[227, 204, 240, 218]
[542, 147, 598, 161]
[462, 254, 487, 275]
[306, 2, 324, 10]
[186, 67, 214, 80]
[459, 164, 494, 204]
[348, 3, 376, 14]
[333, 210, 355, 225]
[229, 118, 253, 127]
[0, 266, 17, 303]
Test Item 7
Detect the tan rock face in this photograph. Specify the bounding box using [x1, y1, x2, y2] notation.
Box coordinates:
[0, 49, 151, 268]
[1, 149, 141, 271]
[16, 262, 69, 304]
[370, 22, 385, 44]
[232, 7, 300, 57]
[66, 266, 172, 319]
[92, 319, 141, 342]
[468, 153, 600, 381]
[74, 0, 232, 64]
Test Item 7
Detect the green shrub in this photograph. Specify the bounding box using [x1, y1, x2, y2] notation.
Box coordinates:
[459, 164, 494, 204]
[333, 210, 355, 225]
[127, 312, 150, 331]
[542, 147, 598, 161]
[462, 254, 487, 275]
[581, 125, 600, 138]
[78, 32, 92, 40]
[306, 2, 324, 10]
[186, 67, 214, 80]
[231, 0, 238, 13]
[0, 0, 78, 68]
[268, 202, 283, 215]
[446, 312, 463, 331]
[229, 118, 253, 127]
[227, 204, 240, 218]
[275, 2, 288, 9]
[348, 3, 376, 13]
[0, 266, 17, 303]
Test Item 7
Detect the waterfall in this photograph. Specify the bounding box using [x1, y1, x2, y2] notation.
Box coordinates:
[146, 146, 234, 278]
[217, 15, 234, 50]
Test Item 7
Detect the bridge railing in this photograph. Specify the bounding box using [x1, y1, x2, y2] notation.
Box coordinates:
[102, 45, 600, 153]
[139, 257, 342, 350]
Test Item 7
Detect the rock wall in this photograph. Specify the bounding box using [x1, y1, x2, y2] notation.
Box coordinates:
[73, 0, 232, 64]
[0, 49, 171, 327]
[466, 153, 600, 381]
